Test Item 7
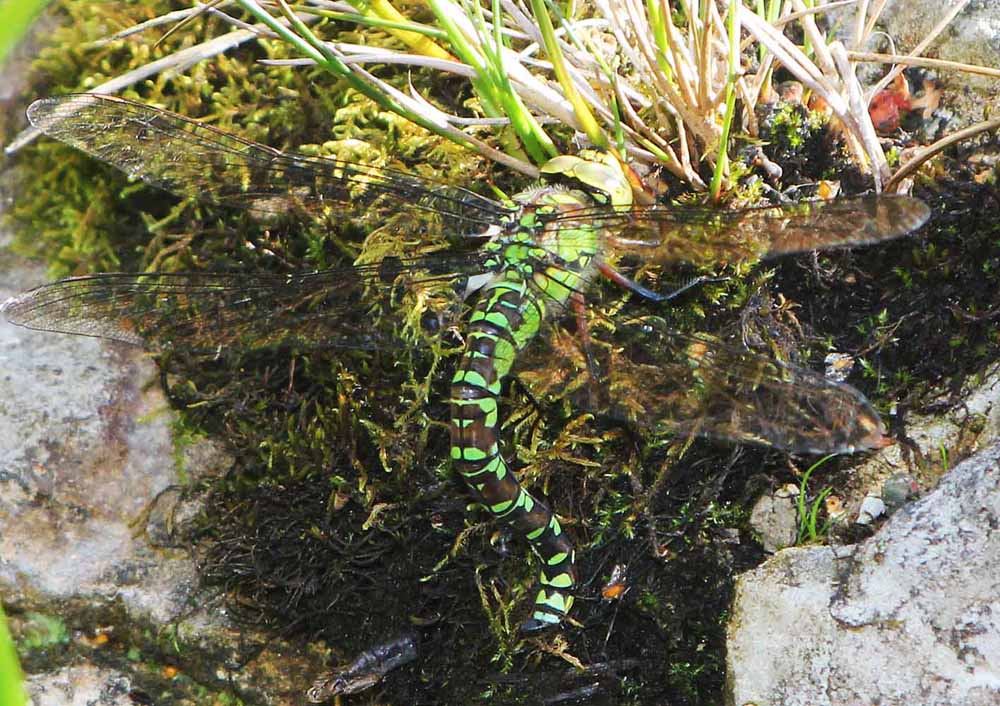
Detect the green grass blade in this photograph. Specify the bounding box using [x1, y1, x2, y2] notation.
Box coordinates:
[233, 0, 472, 151]
[0, 603, 27, 706]
[527, 0, 607, 149]
[466, 0, 553, 161]
[421, 0, 504, 119]
[344, 0, 452, 59]
[285, 3, 449, 42]
[425, 0, 554, 162]
[645, 0, 673, 79]
[0, 0, 49, 65]
[796, 454, 835, 545]
[709, 0, 740, 199]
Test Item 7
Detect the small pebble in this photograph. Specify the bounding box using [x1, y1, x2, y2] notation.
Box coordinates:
[882, 473, 920, 510]
[856, 495, 886, 525]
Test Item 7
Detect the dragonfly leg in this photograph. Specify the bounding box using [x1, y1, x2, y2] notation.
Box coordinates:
[570, 291, 591, 348]
[597, 262, 726, 303]
[571, 291, 605, 408]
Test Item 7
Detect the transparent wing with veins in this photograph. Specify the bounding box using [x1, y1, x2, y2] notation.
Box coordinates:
[573, 194, 931, 266]
[25, 93, 514, 236]
[1, 256, 483, 352]
[517, 315, 890, 455]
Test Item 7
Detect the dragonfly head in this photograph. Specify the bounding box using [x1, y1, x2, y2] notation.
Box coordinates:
[540, 151, 634, 210]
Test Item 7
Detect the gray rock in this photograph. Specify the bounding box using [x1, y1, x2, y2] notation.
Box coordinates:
[1, 25, 193, 623]
[874, 0, 1000, 80]
[0, 257, 196, 620]
[727, 441, 1000, 706]
[749, 485, 800, 552]
[26, 665, 135, 706]
[881, 473, 920, 511]
[828, 366, 1000, 531]
[0, 83, 289, 699]
[854, 494, 886, 525]
[0, 248, 326, 703]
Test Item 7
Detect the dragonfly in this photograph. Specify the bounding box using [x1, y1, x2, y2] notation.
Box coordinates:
[2, 94, 931, 632]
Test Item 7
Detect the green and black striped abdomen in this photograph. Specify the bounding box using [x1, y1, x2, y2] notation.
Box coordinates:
[449, 177, 610, 629]
[449, 274, 578, 630]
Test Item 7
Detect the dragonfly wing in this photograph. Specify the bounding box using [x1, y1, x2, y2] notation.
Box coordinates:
[518, 316, 887, 455]
[545, 194, 930, 267]
[1, 255, 479, 352]
[26, 94, 513, 237]
[513, 193, 924, 453]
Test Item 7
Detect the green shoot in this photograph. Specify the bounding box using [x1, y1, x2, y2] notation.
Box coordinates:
[0, 0, 49, 65]
[0, 603, 27, 706]
[796, 454, 836, 545]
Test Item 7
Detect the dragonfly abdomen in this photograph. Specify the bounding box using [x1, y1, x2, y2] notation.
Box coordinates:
[449, 276, 578, 630]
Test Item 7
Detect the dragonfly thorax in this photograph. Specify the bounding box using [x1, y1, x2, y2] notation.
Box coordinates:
[476, 185, 605, 301]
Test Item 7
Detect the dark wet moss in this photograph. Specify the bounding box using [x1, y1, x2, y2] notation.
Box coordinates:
[774, 175, 1000, 441]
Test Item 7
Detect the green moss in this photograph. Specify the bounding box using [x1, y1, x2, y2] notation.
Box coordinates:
[770, 102, 807, 149]
[16, 613, 68, 651]
[168, 416, 206, 482]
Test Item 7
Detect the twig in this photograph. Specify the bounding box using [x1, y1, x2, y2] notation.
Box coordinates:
[865, 0, 971, 101]
[846, 51, 1000, 80]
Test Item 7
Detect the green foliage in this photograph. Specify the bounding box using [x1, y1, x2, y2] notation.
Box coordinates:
[16, 612, 69, 650]
[939, 443, 950, 472]
[767, 100, 831, 156]
[795, 455, 835, 545]
[7, 2, 488, 548]
[474, 567, 522, 670]
[0, 0, 48, 65]
[0, 604, 27, 706]
[7, 0, 484, 278]
[170, 415, 208, 482]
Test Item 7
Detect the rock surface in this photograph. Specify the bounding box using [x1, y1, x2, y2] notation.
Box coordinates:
[726, 441, 1000, 706]
[1, 75, 307, 703]
[0, 235, 321, 705]
[748, 484, 799, 553]
[873, 0, 1000, 80]
[831, 0, 1000, 124]
[834, 367, 1000, 529]
[0, 255, 191, 611]
[25, 666, 136, 706]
